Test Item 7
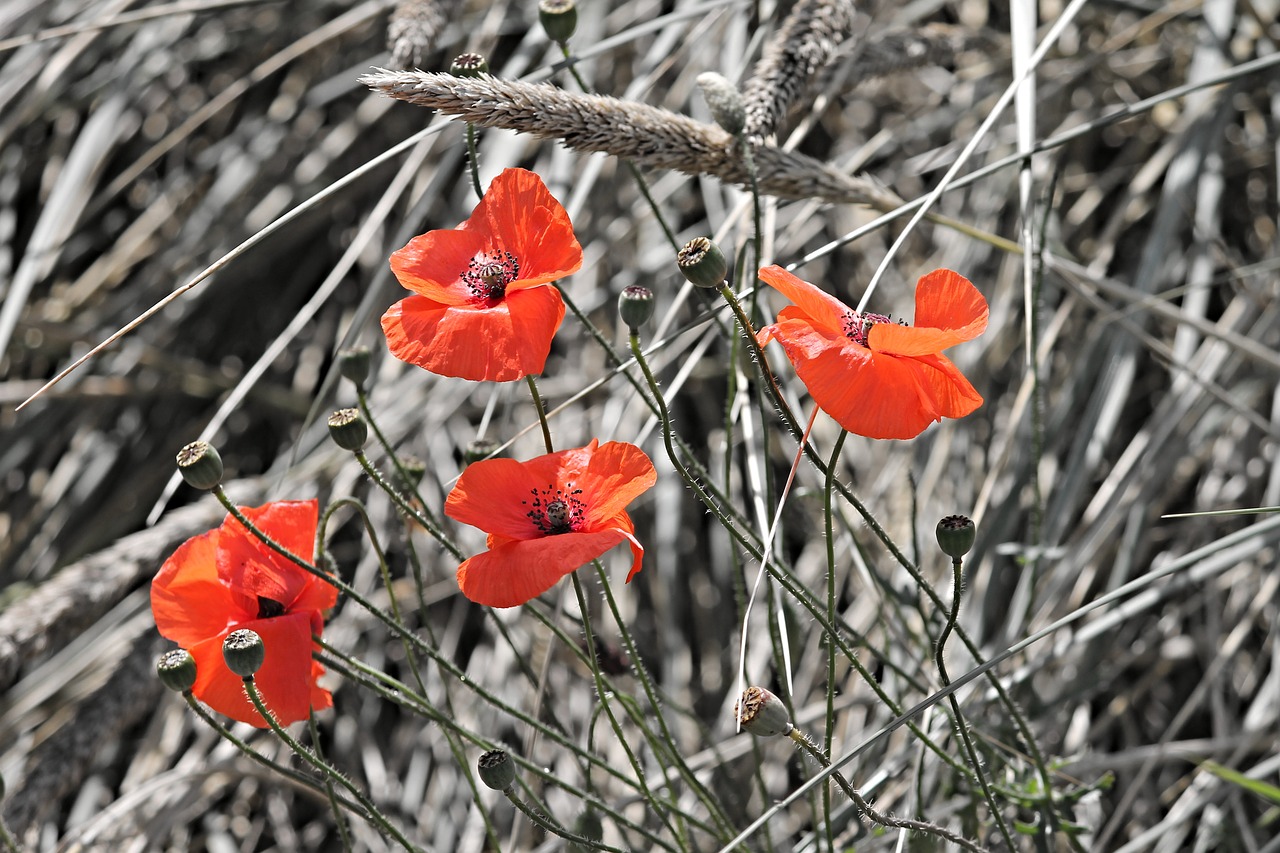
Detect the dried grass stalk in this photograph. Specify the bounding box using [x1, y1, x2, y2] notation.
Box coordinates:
[360, 69, 900, 208]
[387, 0, 445, 70]
[742, 0, 859, 140]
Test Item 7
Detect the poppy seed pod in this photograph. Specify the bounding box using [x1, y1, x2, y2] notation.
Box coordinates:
[156, 648, 198, 693]
[450, 52, 489, 77]
[177, 440, 223, 490]
[696, 72, 746, 136]
[463, 439, 502, 465]
[478, 748, 517, 791]
[223, 629, 266, 678]
[328, 407, 368, 451]
[538, 0, 577, 44]
[619, 285, 655, 332]
[677, 237, 728, 288]
[337, 346, 371, 388]
[395, 455, 427, 490]
[936, 515, 976, 559]
[736, 685, 793, 737]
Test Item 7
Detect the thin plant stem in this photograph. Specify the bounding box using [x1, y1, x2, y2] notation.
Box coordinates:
[526, 374, 554, 453]
[788, 728, 989, 853]
[569, 574, 689, 849]
[501, 785, 630, 853]
[240, 678, 420, 851]
[821, 430, 847, 850]
[183, 694, 365, 813]
[356, 388, 446, 533]
[935, 558, 1017, 851]
[465, 124, 483, 199]
[309, 712, 353, 852]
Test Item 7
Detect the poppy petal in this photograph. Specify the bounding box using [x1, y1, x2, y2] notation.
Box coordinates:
[445, 457, 549, 540]
[216, 501, 318, 609]
[908, 352, 984, 419]
[475, 168, 583, 287]
[456, 529, 631, 608]
[577, 442, 657, 527]
[872, 269, 988, 356]
[768, 320, 951, 439]
[187, 613, 328, 728]
[381, 287, 563, 382]
[390, 228, 488, 304]
[152, 530, 242, 646]
[758, 266, 849, 335]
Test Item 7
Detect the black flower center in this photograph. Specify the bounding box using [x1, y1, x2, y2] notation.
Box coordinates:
[841, 310, 904, 347]
[525, 485, 585, 535]
[257, 595, 286, 619]
[462, 251, 520, 305]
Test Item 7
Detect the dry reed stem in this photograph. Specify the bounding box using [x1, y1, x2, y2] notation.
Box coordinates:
[742, 0, 859, 140]
[360, 69, 901, 208]
[387, 0, 444, 69]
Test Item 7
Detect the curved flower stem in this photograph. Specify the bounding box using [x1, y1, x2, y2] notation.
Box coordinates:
[787, 728, 989, 853]
[241, 678, 421, 851]
[821, 430, 848, 844]
[591, 562, 737, 840]
[569, 575, 689, 849]
[356, 388, 445, 533]
[626, 335, 975, 781]
[935, 559, 1017, 852]
[526, 375, 554, 453]
[349, 451, 463, 559]
[465, 124, 483, 199]
[501, 784, 629, 853]
[718, 284, 1057, 812]
[309, 712, 353, 852]
[316, 646, 679, 851]
[183, 694, 365, 812]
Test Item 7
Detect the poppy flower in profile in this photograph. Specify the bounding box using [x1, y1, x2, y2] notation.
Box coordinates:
[151, 500, 337, 727]
[445, 440, 657, 608]
[757, 265, 989, 440]
[381, 167, 583, 382]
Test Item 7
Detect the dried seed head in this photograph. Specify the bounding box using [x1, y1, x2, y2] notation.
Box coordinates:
[936, 515, 976, 559]
[696, 72, 746, 136]
[327, 408, 368, 452]
[223, 629, 266, 678]
[478, 748, 517, 791]
[677, 237, 728, 288]
[177, 441, 223, 490]
[736, 685, 793, 736]
[157, 649, 198, 693]
[450, 52, 489, 78]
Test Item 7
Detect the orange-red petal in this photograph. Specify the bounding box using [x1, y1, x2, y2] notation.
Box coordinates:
[870, 269, 988, 356]
[381, 284, 565, 382]
[758, 266, 849, 336]
[575, 441, 657, 527]
[473, 168, 583, 288]
[389, 227, 488, 304]
[152, 529, 240, 647]
[216, 500, 319, 611]
[446, 456, 551, 540]
[456, 528, 638, 608]
[187, 613, 329, 727]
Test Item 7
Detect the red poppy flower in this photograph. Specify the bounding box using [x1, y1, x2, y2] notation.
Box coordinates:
[381, 167, 583, 382]
[757, 265, 988, 440]
[151, 500, 337, 727]
[445, 440, 657, 608]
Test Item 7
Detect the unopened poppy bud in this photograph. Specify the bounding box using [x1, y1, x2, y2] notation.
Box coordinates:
[177, 440, 223, 490]
[328, 408, 368, 451]
[223, 629, 265, 678]
[618, 285, 655, 333]
[157, 649, 197, 693]
[936, 515, 976, 559]
[338, 347, 371, 388]
[677, 237, 728, 288]
[696, 72, 746, 136]
[736, 685, 793, 737]
[538, 0, 577, 44]
[464, 438, 502, 465]
[478, 748, 517, 791]
[450, 52, 489, 77]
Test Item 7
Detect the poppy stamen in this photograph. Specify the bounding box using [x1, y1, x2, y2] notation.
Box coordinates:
[462, 251, 520, 305]
[525, 485, 585, 534]
[841, 310, 897, 347]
